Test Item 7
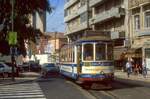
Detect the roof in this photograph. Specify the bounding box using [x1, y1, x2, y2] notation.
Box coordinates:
[44, 32, 67, 39]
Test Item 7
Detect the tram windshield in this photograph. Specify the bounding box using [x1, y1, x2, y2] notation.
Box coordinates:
[83, 44, 94, 61]
[83, 42, 113, 61]
[96, 43, 106, 60]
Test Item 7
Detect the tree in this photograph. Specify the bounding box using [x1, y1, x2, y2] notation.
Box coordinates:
[0, 0, 52, 56]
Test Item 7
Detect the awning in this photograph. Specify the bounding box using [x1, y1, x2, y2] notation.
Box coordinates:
[131, 43, 142, 49]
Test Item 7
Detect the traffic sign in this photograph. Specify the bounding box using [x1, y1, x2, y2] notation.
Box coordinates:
[8, 31, 17, 45]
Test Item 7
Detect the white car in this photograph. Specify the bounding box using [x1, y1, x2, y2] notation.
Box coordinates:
[41, 63, 59, 78]
[0, 62, 14, 77]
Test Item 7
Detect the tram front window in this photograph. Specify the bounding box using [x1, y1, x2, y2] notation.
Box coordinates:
[96, 43, 106, 60]
[84, 44, 93, 61]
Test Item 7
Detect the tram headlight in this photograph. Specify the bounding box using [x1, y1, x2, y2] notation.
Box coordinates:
[100, 71, 104, 75]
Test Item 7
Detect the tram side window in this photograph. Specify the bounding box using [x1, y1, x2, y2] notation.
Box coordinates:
[83, 44, 94, 61]
[96, 43, 106, 60]
[107, 44, 113, 60]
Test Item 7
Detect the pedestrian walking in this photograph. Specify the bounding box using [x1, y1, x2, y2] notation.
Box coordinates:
[126, 60, 132, 77]
[142, 59, 147, 78]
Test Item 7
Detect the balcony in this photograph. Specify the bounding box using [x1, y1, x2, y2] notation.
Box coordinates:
[90, 0, 103, 7]
[65, 22, 87, 35]
[64, 11, 79, 22]
[90, 7, 125, 24]
[64, 5, 87, 22]
[129, 0, 150, 8]
[111, 31, 125, 39]
[64, 0, 78, 10]
[135, 29, 150, 37]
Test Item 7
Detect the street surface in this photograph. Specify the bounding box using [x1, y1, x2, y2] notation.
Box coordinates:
[0, 76, 150, 99]
[88, 80, 150, 99]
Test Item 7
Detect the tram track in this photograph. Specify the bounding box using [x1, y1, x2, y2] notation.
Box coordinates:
[88, 90, 120, 99]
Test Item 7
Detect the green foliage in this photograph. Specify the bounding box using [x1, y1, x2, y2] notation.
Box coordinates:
[0, 0, 52, 55]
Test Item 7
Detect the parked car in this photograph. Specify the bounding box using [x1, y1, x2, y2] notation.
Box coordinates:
[41, 63, 59, 78]
[20, 62, 30, 72]
[0, 62, 18, 77]
[30, 63, 41, 72]
[5, 62, 19, 77]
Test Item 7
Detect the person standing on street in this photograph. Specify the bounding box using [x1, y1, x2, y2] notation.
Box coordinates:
[126, 60, 132, 77]
[142, 59, 147, 78]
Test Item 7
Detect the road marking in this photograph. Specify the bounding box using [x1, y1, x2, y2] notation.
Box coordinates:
[0, 82, 46, 99]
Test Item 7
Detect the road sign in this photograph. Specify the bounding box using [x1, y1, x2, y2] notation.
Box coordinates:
[8, 31, 17, 45]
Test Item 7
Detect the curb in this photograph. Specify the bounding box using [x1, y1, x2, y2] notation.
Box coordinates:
[115, 77, 150, 87]
[0, 79, 35, 86]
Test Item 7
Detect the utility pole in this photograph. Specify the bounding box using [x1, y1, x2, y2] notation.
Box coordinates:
[55, 32, 57, 53]
[11, 0, 15, 81]
[87, 0, 90, 30]
[85, 0, 90, 36]
[54, 32, 57, 63]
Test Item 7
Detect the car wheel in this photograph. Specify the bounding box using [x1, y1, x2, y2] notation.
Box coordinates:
[3, 73, 9, 78]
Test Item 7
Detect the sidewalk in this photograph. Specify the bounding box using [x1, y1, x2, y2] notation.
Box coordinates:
[0, 72, 41, 86]
[115, 70, 150, 87]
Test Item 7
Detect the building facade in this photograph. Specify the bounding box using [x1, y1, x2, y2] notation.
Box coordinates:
[24, 11, 46, 62]
[128, 0, 150, 69]
[64, 0, 128, 69]
[29, 11, 46, 33]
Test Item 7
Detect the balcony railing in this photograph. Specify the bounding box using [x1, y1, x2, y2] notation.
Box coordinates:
[135, 29, 150, 37]
[64, 5, 87, 22]
[129, 0, 150, 8]
[90, 7, 125, 24]
[64, 0, 78, 9]
[90, 0, 103, 7]
[111, 31, 125, 39]
[66, 22, 87, 35]
[64, 11, 79, 22]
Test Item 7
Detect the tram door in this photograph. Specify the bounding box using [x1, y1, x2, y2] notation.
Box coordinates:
[77, 45, 82, 74]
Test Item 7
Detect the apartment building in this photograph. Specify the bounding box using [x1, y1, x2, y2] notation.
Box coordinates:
[29, 11, 46, 33]
[128, 0, 150, 69]
[64, 0, 127, 68]
[64, 0, 91, 42]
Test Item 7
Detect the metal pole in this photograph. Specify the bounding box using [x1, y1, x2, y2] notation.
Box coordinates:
[12, 0, 14, 32]
[55, 32, 57, 53]
[55, 32, 57, 63]
[11, 0, 15, 81]
[87, 0, 90, 30]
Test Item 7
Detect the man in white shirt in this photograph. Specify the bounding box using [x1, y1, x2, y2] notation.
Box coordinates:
[126, 60, 132, 77]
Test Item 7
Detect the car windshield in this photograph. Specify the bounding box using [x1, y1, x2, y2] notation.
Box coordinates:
[0, 64, 4, 68]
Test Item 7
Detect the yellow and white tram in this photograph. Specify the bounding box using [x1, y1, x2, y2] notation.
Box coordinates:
[59, 36, 114, 87]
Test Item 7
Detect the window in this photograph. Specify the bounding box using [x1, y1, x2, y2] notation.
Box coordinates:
[96, 43, 106, 60]
[0, 64, 4, 68]
[64, 10, 68, 17]
[80, 0, 86, 6]
[83, 44, 93, 61]
[134, 15, 140, 30]
[114, 39, 124, 46]
[80, 12, 87, 23]
[145, 12, 150, 28]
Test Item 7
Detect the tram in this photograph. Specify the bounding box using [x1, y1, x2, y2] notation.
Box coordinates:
[59, 32, 114, 88]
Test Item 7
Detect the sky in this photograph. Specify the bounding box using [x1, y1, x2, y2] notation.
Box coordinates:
[46, 0, 65, 33]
